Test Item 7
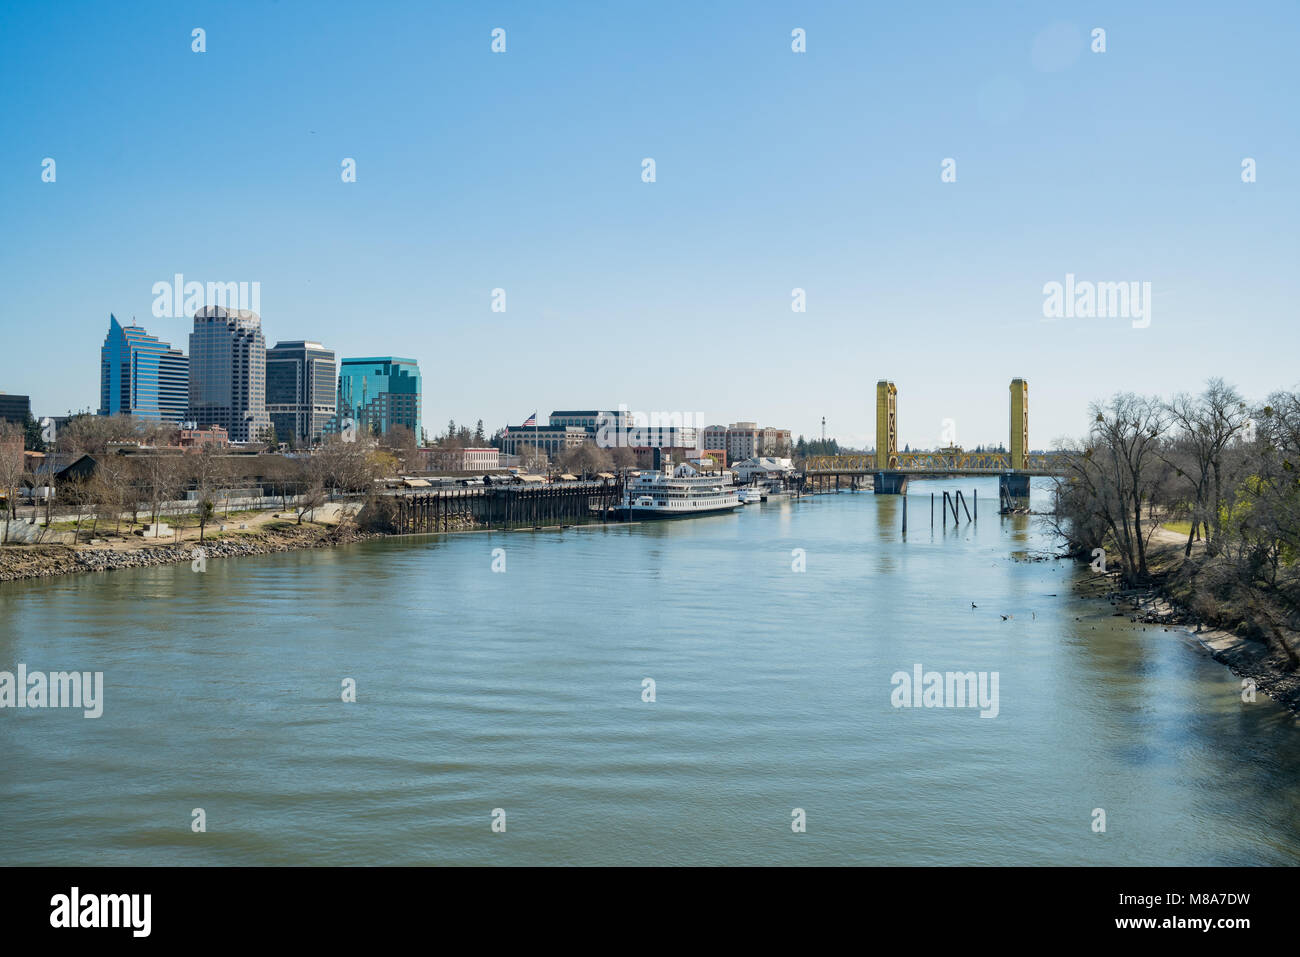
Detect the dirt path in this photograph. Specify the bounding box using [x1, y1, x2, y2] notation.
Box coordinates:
[80, 503, 358, 552]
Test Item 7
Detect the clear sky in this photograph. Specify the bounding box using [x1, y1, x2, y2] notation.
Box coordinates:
[2, 1, 1296, 450]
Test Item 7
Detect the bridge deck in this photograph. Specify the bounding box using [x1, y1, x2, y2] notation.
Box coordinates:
[804, 452, 1065, 475]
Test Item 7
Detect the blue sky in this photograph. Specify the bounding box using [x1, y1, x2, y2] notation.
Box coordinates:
[2, 0, 1296, 449]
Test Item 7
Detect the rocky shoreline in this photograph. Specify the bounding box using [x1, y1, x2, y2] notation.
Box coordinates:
[1087, 576, 1300, 715]
[0, 507, 607, 584]
[0, 523, 387, 583]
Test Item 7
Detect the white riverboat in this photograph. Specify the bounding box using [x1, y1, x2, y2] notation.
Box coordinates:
[620, 463, 742, 518]
[737, 487, 764, 505]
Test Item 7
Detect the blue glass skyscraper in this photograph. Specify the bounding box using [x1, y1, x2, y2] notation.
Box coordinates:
[98, 314, 189, 422]
[335, 357, 422, 441]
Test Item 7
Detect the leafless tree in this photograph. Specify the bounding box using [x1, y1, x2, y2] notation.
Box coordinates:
[557, 444, 613, 478]
[515, 443, 547, 472]
[187, 446, 227, 542]
[314, 436, 382, 495]
[1163, 379, 1251, 555]
[297, 456, 330, 523]
[1050, 393, 1170, 581]
[136, 453, 185, 527]
[0, 422, 24, 543]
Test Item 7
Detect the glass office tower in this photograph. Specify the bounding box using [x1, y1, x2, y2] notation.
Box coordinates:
[266, 340, 337, 446]
[98, 314, 189, 422]
[335, 357, 422, 441]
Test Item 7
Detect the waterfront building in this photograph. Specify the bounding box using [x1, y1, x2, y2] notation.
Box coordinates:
[732, 456, 796, 484]
[187, 306, 269, 443]
[501, 425, 588, 458]
[266, 341, 337, 446]
[98, 315, 189, 423]
[435, 447, 500, 472]
[335, 357, 422, 441]
[0, 393, 32, 425]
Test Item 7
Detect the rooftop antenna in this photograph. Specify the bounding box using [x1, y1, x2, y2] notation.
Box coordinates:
[821, 416, 826, 445]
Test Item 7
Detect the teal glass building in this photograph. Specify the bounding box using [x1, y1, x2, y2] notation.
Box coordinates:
[98, 314, 189, 422]
[335, 357, 422, 441]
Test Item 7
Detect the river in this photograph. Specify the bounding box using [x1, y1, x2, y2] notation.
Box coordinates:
[1, 478, 1297, 865]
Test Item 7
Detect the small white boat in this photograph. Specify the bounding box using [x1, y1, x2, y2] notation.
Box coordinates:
[737, 487, 763, 505]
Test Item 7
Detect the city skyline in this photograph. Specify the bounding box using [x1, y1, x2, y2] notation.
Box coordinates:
[3, 2, 1297, 449]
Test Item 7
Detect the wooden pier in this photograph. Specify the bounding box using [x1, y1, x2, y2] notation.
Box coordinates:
[392, 480, 623, 533]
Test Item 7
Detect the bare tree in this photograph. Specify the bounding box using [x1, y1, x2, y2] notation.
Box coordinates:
[314, 436, 383, 495]
[1228, 391, 1300, 599]
[557, 444, 613, 478]
[610, 446, 637, 470]
[0, 421, 24, 543]
[1051, 393, 1170, 582]
[297, 457, 329, 523]
[187, 446, 227, 542]
[387, 424, 418, 458]
[515, 442, 547, 472]
[1164, 379, 1251, 555]
[137, 453, 185, 527]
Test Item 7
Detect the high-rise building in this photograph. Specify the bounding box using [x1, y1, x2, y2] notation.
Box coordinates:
[335, 357, 422, 441]
[0, 393, 32, 425]
[188, 306, 269, 443]
[266, 341, 336, 446]
[98, 314, 189, 423]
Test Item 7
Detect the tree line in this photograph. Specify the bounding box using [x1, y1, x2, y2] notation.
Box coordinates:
[0, 414, 398, 545]
[1050, 379, 1299, 661]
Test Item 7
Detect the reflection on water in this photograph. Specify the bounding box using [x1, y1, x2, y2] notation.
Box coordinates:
[0, 479, 1296, 865]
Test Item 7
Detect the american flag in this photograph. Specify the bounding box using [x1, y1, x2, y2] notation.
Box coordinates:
[522, 411, 537, 427]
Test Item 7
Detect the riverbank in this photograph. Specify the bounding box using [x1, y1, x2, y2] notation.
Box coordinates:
[0, 500, 648, 583]
[1075, 531, 1300, 715]
[0, 520, 389, 582]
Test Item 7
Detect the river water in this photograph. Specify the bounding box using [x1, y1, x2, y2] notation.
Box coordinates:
[1, 478, 1297, 865]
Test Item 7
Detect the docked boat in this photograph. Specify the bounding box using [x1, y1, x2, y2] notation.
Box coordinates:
[737, 487, 763, 505]
[620, 463, 742, 518]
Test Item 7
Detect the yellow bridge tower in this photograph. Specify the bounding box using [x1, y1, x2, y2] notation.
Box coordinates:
[875, 380, 897, 471]
[1009, 378, 1029, 472]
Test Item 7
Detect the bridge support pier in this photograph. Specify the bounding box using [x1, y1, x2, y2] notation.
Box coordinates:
[999, 473, 1030, 512]
[874, 471, 909, 495]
